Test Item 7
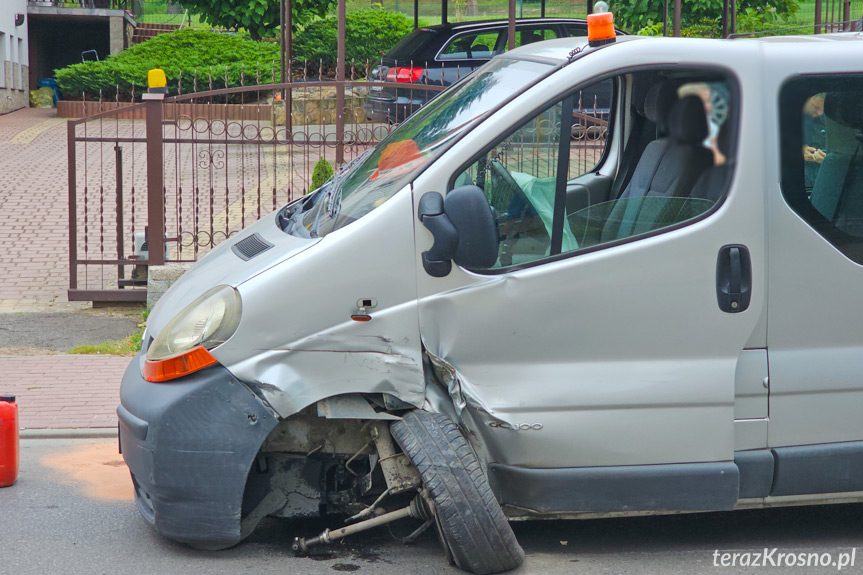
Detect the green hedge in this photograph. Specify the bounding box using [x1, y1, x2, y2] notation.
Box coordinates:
[55, 29, 280, 100]
[56, 10, 417, 100]
[294, 10, 417, 69]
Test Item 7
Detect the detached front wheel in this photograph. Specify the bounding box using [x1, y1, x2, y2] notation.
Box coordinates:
[391, 411, 525, 575]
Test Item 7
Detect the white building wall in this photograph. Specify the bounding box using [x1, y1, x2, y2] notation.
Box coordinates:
[0, 0, 29, 114]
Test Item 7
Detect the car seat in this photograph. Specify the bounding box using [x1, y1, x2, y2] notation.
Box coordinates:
[600, 94, 713, 242]
[809, 92, 863, 236]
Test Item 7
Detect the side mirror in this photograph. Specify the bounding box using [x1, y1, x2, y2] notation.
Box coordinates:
[418, 186, 498, 277]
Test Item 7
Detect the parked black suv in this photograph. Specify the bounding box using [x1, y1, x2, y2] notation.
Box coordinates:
[364, 18, 621, 122]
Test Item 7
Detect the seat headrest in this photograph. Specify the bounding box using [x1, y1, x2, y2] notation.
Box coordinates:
[643, 81, 678, 132]
[631, 78, 653, 118]
[668, 95, 709, 144]
[824, 92, 863, 130]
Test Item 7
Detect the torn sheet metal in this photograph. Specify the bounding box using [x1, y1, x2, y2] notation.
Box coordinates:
[317, 395, 400, 420]
[232, 346, 424, 419]
[206, 187, 425, 420]
[424, 347, 514, 427]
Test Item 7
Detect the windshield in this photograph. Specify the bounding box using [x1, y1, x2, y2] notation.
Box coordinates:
[278, 57, 553, 238]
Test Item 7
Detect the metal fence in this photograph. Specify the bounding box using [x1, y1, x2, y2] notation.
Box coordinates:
[28, 0, 130, 8]
[66, 72, 445, 303]
[66, 61, 615, 303]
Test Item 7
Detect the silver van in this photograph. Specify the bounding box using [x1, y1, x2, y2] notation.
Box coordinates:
[118, 27, 863, 574]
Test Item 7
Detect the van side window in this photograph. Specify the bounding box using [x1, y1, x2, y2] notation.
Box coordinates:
[451, 73, 734, 271]
[780, 76, 863, 264]
[454, 100, 565, 266]
[570, 78, 614, 179]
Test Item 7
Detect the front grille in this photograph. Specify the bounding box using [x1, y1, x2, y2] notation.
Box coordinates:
[231, 233, 274, 261]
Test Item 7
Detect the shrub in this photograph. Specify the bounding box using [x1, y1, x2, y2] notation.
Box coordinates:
[55, 29, 280, 100]
[613, 0, 798, 36]
[294, 10, 416, 70]
[636, 22, 664, 36]
[681, 19, 722, 38]
[310, 158, 334, 192]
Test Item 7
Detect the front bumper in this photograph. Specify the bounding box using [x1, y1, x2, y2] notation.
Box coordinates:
[118, 353, 278, 548]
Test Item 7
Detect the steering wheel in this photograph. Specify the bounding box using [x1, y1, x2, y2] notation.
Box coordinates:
[489, 159, 523, 202]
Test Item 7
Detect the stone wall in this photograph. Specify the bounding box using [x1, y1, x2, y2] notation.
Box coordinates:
[272, 85, 370, 126]
[0, 64, 29, 115]
[146, 263, 194, 309]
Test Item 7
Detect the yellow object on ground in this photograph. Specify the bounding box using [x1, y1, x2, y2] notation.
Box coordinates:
[29, 87, 55, 109]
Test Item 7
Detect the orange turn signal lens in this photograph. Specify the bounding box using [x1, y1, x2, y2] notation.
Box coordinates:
[587, 12, 616, 45]
[143, 346, 218, 383]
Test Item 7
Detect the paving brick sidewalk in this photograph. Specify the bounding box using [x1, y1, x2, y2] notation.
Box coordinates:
[0, 355, 130, 429]
[0, 108, 86, 313]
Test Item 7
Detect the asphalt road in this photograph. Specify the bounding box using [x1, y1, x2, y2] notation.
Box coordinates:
[0, 310, 140, 353]
[3, 437, 863, 575]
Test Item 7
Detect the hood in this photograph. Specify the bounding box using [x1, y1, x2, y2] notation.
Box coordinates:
[147, 210, 318, 337]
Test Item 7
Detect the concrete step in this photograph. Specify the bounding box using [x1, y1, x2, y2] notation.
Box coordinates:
[135, 22, 181, 30]
[131, 24, 180, 44]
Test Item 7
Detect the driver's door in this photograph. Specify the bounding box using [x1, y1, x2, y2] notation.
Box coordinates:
[411, 67, 765, 512]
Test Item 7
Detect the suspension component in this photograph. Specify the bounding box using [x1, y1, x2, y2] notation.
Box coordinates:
[292, 494, 431, 554]
[370, 421, 421, 493]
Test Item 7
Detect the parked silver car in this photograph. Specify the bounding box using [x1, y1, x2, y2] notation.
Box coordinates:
[119, 23, 863, 574]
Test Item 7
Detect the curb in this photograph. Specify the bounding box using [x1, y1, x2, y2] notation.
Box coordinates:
[20, 427, 117, 440]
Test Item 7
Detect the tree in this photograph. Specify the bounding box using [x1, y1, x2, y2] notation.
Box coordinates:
[180, 0, 336, 40]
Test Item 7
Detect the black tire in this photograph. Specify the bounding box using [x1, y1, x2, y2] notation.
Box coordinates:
[390, 411, 525, 575]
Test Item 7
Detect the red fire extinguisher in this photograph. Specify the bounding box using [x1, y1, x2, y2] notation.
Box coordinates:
[0, 394, 19, 487]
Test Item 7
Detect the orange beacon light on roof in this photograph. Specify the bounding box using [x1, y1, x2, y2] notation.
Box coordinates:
[587, 11, 616, 47]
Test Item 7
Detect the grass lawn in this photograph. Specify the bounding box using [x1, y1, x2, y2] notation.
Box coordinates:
[66, 310, 148, 357]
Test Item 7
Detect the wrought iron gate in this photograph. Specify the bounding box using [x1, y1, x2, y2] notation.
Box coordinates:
[67, 76, 446, 303]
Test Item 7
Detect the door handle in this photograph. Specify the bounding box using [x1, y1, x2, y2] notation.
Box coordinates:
[716, 244, 752, 313]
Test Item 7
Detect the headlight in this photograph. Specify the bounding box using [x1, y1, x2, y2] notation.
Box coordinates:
[143, 285, 242, 382]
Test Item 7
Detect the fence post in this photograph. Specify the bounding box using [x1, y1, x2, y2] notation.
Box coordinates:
[67, 121, 78, 294]
[336, 0, 346, 165]
[143, 92, 165, 266]
[287, 0, 293, 132]
[815, 0, 823, 33]
[115, 145, 125, 282]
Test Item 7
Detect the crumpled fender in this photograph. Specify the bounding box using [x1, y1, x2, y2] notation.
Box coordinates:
[226, 304, 425, 418]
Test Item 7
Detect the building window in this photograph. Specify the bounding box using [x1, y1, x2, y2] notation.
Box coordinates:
[0, 33, 6, 89]
[17, 38, 24, 90]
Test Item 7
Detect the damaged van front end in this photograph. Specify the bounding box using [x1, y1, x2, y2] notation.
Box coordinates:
[118, 53, 551, 554]
[118, 183, 426, 548]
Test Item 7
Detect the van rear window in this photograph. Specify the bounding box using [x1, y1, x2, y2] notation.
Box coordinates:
[780, 75, 863, 264]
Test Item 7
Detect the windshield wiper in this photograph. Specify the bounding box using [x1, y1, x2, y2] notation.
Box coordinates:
[279, 150, 373, 237]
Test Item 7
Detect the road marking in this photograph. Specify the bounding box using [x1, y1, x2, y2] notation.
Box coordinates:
[9, 118, 65, 145]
